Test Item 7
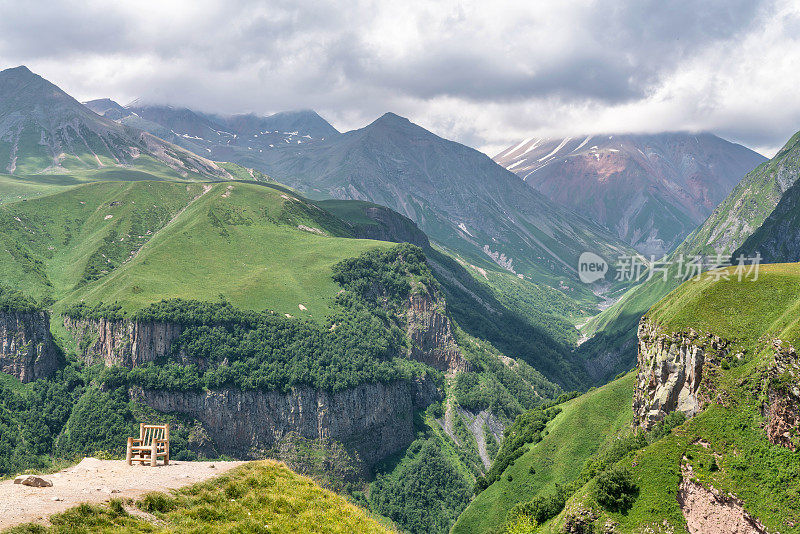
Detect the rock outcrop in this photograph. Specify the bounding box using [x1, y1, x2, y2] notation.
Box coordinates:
[406, 293, 471, 373]
[0, 310, 59, 382]
[130, 378, 438, 468]
[765, 339, 800, 450]
[64, 317, 183, 367]
[633, 319, 729, 429]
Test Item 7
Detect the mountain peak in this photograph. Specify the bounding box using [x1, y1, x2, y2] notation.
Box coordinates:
[373, 112, 411, 126]
[83, 98, 130, 120]
[0, 65, 34, 78]
[363, 113, 420, 137]
[0, 65, 49, 88]
[0, 65, 80, 112]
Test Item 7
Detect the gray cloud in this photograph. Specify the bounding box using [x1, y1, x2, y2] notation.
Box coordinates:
[0, 0, 796, 155]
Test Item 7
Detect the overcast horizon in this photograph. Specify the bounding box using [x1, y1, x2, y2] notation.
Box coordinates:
[2, 0, 799, 157]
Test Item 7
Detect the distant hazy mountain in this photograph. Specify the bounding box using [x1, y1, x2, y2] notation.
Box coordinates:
[83, 98, 129, 120]
[246, 112, 638, 286]
[222, 110, 340, 140]
[0, 66, 232, 179]
[104, 103, 340, 159]
[494, 133, 765, 256]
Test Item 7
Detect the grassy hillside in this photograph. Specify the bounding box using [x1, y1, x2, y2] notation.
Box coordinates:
[452, 374, 635, 534]
[649, 263, 800, 340]
[0, 180, 388, 318]
[530, 264, 800, 533]
[5, 461, 392, 534]
[66, 182, 388, 317]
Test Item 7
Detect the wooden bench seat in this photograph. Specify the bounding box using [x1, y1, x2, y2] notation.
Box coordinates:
[126, 423, 170, 466]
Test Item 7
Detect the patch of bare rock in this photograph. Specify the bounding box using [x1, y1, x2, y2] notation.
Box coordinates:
[677, 479, 767, 534]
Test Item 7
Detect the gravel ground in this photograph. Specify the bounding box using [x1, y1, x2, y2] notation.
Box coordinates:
[0, 457, 247, 530]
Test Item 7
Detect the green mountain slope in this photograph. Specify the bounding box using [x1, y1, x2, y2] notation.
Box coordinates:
[580, 129, 800, 382]
[460, 263, 800, 533]
[323, 196, 591, 386]
[0, 180, 387, 317]
[535, 263, 800, 533]
[453, 374, 635, 534]
[0, 174, 586, 387]
[733, 132, 800, 263]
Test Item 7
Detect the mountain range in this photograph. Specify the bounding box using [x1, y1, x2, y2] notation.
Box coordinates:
[580, 126, 800, 382]
[494, 133, 765, 256]
[100, 102, 639, 296]
[0, 66, 236, 181]
[86, 99, 339, 158]
[4, 64, 800, 534]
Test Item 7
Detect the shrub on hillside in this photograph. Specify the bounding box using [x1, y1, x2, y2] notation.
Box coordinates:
[594, 467, 638, 513]
[0, 284, 40, 313]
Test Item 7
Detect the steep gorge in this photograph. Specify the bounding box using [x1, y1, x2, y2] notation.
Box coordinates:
[60, 288, 469, 466]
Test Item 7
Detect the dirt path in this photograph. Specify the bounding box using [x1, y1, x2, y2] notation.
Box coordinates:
[122, 183, 213, 266]
[0, 457, 246, 531]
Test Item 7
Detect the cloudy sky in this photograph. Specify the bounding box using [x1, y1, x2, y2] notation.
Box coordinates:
[1, 0, 798, 156]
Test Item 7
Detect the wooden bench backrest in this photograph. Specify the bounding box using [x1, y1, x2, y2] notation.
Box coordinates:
[139, 423, 169, 444]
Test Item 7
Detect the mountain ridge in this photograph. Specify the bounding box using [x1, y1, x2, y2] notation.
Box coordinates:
[578, 127, 800, 383]
[494, 132, 766, 256]
[0, 66, 234, 180]
[236, 110, 641, 292]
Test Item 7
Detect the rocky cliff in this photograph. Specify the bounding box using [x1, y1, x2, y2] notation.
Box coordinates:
[64, 294, 457, 466]
[66, 288, 468, 375]
[130, 377, 439, 468]
[64, 317, 184, 367]
[406, 293, 471, 373]
[634, 317, 800, 449]
[0, 310, 59, 382]
[633, 319, 730, 429]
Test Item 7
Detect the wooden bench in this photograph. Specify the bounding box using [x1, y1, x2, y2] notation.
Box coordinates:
[126, 423, 170, 466]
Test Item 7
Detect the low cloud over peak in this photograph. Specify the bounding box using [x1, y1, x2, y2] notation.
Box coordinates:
[1, 0, 797, 156]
